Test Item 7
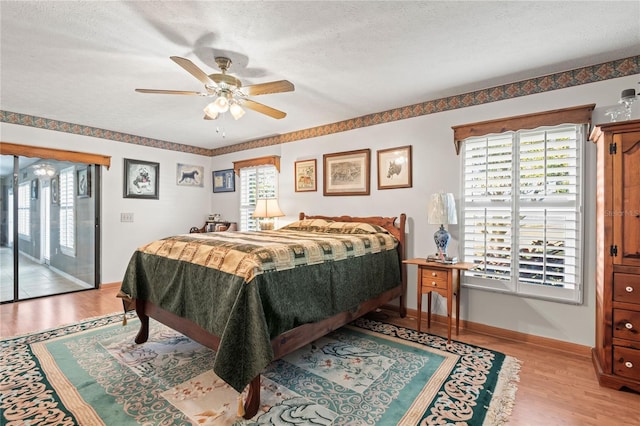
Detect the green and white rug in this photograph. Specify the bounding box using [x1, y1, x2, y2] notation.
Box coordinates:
[1, 313, 520, 425]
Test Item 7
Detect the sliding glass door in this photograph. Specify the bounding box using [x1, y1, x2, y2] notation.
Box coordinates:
[0, 154, 100, 303]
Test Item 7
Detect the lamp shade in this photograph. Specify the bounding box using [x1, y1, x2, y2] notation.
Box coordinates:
[427, 193, 457, 225]
[252, 198, 285, 219]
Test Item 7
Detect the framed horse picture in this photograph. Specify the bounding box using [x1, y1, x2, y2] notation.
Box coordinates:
[377, 145, 412, 190]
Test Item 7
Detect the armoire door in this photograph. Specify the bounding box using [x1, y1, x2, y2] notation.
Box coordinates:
[612, 130, 640, 267]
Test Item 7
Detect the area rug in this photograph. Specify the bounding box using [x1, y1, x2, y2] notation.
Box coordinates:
[1, 313, 520, 425]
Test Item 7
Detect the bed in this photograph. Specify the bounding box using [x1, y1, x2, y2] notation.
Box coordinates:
[119, 212, 407, 418]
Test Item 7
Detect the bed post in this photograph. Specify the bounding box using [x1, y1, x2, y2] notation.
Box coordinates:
[134, 299, 150, 344]
[398, 213, 407, 318]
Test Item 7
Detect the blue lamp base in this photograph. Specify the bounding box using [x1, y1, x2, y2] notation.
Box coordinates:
[433, 224, 451, 259]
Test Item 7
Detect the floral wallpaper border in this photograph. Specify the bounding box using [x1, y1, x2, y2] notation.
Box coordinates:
[2, 56, 638, 157]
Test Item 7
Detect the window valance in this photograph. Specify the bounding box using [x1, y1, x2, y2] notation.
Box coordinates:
[233, 155, 280, 175]
[0, 141, 112, 169]
[451, 104, 595, 155]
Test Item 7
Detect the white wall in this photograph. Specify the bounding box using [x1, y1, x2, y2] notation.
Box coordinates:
[2, 73, 638, 346]
[211, 74, 640, 346]
[1, 126, 211, 284]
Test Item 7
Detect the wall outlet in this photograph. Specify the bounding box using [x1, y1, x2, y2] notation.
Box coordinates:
[120, 212, 134, 222]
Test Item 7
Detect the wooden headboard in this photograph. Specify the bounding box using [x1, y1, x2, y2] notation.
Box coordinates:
[299, 212, 407, 317]
[299, 212, 406, 249]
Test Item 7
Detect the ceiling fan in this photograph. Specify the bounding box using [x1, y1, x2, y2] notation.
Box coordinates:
[135, 56, 294, 120]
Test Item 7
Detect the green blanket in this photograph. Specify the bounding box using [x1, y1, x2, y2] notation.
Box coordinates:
[120, 225, 401, 392]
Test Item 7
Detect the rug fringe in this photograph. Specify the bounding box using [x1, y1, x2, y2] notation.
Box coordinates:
[483, 355, 522, 426]
[0, 311, 136, 341]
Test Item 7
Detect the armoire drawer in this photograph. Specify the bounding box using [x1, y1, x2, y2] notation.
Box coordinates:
[613, 346, 640, 381]
[614, 273, 640, 305]
[613, 309, 640, 342]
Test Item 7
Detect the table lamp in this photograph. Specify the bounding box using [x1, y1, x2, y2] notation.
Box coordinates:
[252, 198, 284, 230]
[427, 192, 457, 260]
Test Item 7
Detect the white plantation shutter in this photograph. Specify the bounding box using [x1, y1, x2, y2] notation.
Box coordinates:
[18, 182, 30, 238]
[59, 166, 75, 255]
[240, 165, 278, 231]
[462, 124, 584, 303]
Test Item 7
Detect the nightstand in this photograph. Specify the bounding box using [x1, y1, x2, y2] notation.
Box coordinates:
[403, 259, 475, 342]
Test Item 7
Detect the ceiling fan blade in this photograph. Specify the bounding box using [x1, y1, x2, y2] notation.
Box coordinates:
[241, 80, 295, 96]
[203, 114, 218, 120]
[243, 99, 287, 119]
[170, 56, 217, 87]
[135, 89, 204, 95]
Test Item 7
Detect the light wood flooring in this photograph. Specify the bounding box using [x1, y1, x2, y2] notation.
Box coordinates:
[1, 284, 638, 425]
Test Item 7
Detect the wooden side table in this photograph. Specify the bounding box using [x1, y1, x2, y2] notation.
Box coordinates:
[403, 259, 475, 342]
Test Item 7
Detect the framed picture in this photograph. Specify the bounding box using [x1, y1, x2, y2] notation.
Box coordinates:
[213, 169, 235, 193]
[294, 159, 317, 192]
[323, 149, 370, 196]
[51, 175, 59, 204]
[377, 145, 413, 189]
[176, 163, 204, 187]
[77, 167, 91, 198]
[123, 158, 159, 199]
[31, 179, 38, 200]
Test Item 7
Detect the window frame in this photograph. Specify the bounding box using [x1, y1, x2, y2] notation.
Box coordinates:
[239, 164, 279, 231]
[456, 105, 594, 304]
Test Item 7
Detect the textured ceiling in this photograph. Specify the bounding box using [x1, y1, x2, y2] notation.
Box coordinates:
[1, 1, 639, 151]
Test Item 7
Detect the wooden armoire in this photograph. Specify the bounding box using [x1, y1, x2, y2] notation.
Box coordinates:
[591, 119, 640, 393]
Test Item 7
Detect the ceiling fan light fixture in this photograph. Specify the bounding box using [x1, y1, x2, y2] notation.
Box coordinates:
[203, 103, 219, 119]
[33, 164, 56, 177]
[230, 102, 245, 120]
[213, 95, 229, 113]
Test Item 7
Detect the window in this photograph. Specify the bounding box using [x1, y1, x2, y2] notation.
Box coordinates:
[59, 166, 75, 256]
[459, 109, 590, 304]
[240, 165, 278, 231]
[17, 182, 30, 239]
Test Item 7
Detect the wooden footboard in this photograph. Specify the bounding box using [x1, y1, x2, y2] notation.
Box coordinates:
[133, 285, 403, 418]
[129, 212, 407, 419]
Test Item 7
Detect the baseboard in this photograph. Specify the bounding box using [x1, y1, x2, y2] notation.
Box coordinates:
[107, 293, 590, 358]
[382, 303, 591, 357]
[100, 281, 122, 288]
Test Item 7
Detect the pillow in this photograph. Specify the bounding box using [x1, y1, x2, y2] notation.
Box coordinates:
[325, 221, 388, 235]
[280, 218, 333, 231]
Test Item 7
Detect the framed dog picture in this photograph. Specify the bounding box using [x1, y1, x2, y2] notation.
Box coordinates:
[123, 158, 159, 199]
[176, 164, 204, 187]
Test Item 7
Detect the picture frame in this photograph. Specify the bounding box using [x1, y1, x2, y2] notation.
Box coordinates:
[31, 179, 38, 200]
[377, 145, 413, 189]
[323, 148, 370, 196]
[294, 159, 317, 192]
[123, 158, 159, 199]
[51, 175, 59, 204]
[77, 167, 91, 198]
[176, 163, 204, 187]
[213, 169, 235, 193]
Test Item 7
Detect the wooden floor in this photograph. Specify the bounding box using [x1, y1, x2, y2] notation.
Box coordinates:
[1, 284, 638, 425]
